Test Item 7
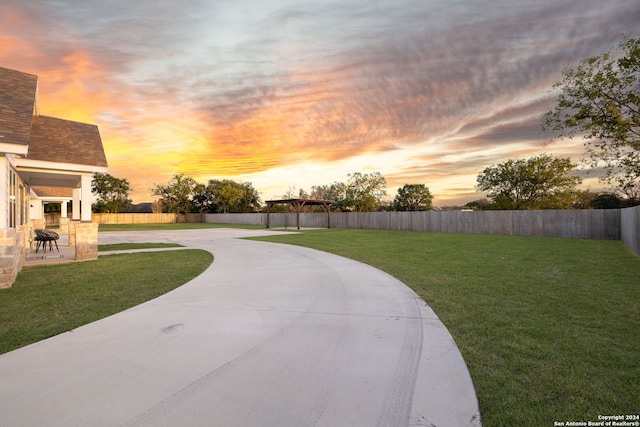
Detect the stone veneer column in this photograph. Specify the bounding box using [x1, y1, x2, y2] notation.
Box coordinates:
[59, 217, 70, 235]
[74, 222, 99, 261]
[68, 220, 77, 246]
[0, 228, 22, 289]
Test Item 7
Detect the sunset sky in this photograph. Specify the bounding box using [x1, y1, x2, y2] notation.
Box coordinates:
[1, 1, 639, 205]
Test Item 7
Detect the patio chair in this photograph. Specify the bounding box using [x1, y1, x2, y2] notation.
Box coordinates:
[34, 229, 59, 253]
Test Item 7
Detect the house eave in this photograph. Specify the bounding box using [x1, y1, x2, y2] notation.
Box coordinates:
[15, 158, 108, 175]
[0, 142, 29, 156]
[15, 159, 107, 188]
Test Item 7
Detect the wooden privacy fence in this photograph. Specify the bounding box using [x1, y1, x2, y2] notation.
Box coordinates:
[205, 207, 640, 257]
[205, 210, 621, 239]
[88, 208, 638, 256]
[621, 205, 640, 256]
[92, 213, 204, 224]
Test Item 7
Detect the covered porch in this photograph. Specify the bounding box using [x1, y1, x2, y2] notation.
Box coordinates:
[19, 165, 95, 223]
[17, 163, 104, 263]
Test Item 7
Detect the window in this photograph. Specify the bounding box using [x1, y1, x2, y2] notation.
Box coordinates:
[7, 168, 28, 228]
[19, 183, 27, 226]
[9, 169, 16, 228]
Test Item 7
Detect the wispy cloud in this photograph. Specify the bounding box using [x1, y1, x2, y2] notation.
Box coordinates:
[1, 0, 638, 202]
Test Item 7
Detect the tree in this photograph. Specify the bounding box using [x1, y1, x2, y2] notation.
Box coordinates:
[151, 174, 197, 214]
[191, 183, 213, 213]
[572, 189, 598, 210]
[305, 172, 388, 212]
[310, 185, 332, 201]
[345, 172, 388, 212]
[282, 186, 309, 200]
[310, 183, 349, 211]
[211, 179, 244, 213]
[590, 192, 627, 209]
[392, 184, 433, 211]
[329, 182, 351, 211]
[476, 154, 582, 209]
[543, 37, 640, 202]
[237, 182, 262, 212]
[192, 179, 262, 213]
[464, 198, 493, 210]
[92, 172, 132, 213]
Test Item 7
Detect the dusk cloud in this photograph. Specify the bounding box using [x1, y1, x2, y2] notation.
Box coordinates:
[1, 0, 638, 203]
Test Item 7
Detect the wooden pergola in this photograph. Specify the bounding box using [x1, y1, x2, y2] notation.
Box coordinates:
[265, 198, 333, 230]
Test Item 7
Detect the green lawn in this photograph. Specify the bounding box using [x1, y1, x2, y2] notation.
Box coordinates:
[97, 222, 263, 231]
[3, 223, 638, 425]
[0, 250, 213, 355]
[250, 229, 640, 427]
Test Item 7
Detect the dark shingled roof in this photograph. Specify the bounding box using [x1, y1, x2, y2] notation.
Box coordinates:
[28, 115, 108, 168]
[121, 202, 153, 213]
[0, 67, 38, 146]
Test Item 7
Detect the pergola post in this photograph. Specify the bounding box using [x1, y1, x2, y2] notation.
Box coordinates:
[264, 198, 333, 230]
[324, 202, 331, 228]
[296, 201, 303, 230]
[266, 203, 271, 228]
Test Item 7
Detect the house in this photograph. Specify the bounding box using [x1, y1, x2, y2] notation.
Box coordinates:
[0, 66, 108, 288]
[120, 202, 154, 213]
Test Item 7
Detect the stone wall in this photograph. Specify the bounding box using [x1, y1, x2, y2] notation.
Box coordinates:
[0, 226, 26, 289]
[59, 217, 70, 234]
[73, 222, 99, 261]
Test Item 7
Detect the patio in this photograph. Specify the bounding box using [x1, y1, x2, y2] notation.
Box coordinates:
[24, 232, 75, 266]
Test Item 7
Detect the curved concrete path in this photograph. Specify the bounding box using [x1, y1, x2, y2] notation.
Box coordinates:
[0, 229, 481, 426]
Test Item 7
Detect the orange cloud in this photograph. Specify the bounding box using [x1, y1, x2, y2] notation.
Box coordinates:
[0, 9, 114, 124]
[36, 52, 114, 123]
[2, 0, 636, 205]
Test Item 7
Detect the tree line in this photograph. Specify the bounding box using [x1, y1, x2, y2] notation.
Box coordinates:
[93, 37, 639, 213]
[92, 171, 435, 214]
[148, 172, 433, 214]
[276, 172, 434, 212]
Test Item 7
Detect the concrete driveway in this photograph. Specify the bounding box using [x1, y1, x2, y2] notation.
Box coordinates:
[0, 229, 481, 426]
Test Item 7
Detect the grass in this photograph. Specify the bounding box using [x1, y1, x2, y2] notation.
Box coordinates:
[0, 250, 213, 355]
[4, 222, 638, 424]
[98, 242, 183, 251]
[98, 222, 263, 232]
[250, 229, 640, 426]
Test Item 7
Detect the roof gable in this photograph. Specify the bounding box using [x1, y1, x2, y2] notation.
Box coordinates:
[0, 67, 38, 146]
[28, 115, 108, 168]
